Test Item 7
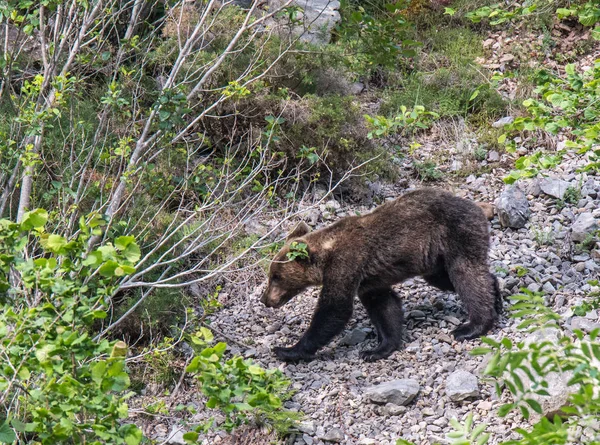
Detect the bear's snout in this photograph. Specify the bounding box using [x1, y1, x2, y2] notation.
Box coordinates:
[261, 284, 289, 308]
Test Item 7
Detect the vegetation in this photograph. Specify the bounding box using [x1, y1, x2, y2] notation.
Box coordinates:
[1, 0, 599, 442]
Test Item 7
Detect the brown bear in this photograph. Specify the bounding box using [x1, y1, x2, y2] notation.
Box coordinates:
[261, 188, 501, 362]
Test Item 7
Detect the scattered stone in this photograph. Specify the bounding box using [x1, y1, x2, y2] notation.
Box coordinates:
[487, 150, 501, 162]
[380, 403, 407, 416]
[167, 427, 186, 445]
[446, 370, 479, 401]
[298, 421, 316, 435]
[319, 427, 344, 443]
[542, 282, 556, 294]
[571, 213, 598, 243]
[268, 0, 341, 45]
[340, 328, 368, 346]
[477, 400, 493, 411]
[570, 317, 600, 333]
[492, 116, 514, 128]
[496, 185, 530, 228]
[365, 379, 420, 406]
[407, 310, 426, 319]
[539, 178, 571, 199]
[350, 82, 365, 95]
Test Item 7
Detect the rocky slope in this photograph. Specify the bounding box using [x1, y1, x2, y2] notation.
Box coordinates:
[190, 149, 599, 445]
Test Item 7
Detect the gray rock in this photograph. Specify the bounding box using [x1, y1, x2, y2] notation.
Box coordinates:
[523, 179, 542, 196]
[492, 116, 514, 128]
[298, 421, 316, 435]
[518, 365, 575, 422]
[302, 433, 314, 445]
[570, 317, 600, 333]
[527, 282, 541, 293]
[320, 427, 344, 443]
[320, 199, 341, 213]
[572, 213, 598, 242]
[446, 370, 479, 401]
[407, 310, 426, 319]
[365, 379, 420, 406]
[519, 329, 577, 421]
[269, 0, 340, 45]
[487, 150, 500, 162]
[542, 282, 556, 294]
[380, 403, 407, 416]
[340, 328, 368, 346]
[244, 218, 269, 236]
[167, 427, 186, 445]
[350, 82, 365, 95]
[539, 178, 571, 199]
[496, 185, 530, 228]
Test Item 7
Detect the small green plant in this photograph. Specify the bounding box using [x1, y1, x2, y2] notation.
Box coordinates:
[446, 413, 490, 445]
[201, 286, 224, 317]
[336, 0, 421, 71]
[472, 288, 600, 431]
[499, 62, 600, 182]
[576, 231, 599, 251]
[184, 328, 300, 436]
[364, 105, 439, 139]
[495, 266, 509, 275]
[474, 146, 488, 161]
[562, 186, 581, 205]
[414, 160, 443, 181]
[514, 265, 529, 277]
[532, 227, 555, 247]
[287, 241, 309, 261]
[573, 281, 600, 316]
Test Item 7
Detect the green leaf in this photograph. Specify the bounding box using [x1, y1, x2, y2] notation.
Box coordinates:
[444, 7, 456, 16]
[20, 208, 48, 230]
[45, 234, 67, 252]
[120, 424, 143, 445]
[98, 260, 120, 277]
[10, 419, 25, 433]
[183, 432, 199, 443]
[0, 421, 16, 444]
[200, 327, 214, 342]
[525, 398, 543, 414]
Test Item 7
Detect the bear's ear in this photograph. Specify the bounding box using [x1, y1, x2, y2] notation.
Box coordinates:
[286, 221, 311, 241]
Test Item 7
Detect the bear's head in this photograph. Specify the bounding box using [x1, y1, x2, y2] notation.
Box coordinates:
[261, 222, 322, 308]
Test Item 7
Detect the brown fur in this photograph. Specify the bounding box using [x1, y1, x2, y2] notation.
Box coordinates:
[261, 188, 501, 362]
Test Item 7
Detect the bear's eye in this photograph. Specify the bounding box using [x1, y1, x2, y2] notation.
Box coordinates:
[272, 273, 280, 282]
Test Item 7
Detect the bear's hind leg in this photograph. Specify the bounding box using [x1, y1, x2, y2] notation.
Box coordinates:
[447, 261, 498, 341]
[424, 269, 455, 292]
[358, 287, 404, 362]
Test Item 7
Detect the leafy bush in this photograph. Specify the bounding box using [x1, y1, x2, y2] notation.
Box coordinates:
[184, 328, 299, 436]
[500, 62, 600, 183]
[336, 0, 420, 72]
[0, 210, 142, 444]
[364, 105, 439, 139]
[467, 0, 600, 35]
[398, 288, 600, 445]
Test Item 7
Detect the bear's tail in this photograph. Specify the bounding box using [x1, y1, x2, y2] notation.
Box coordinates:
[490, 273, 503, 317]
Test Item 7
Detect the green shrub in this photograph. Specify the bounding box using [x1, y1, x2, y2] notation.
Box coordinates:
[414, 160, 443, 181]
[500, 62, 600, 183]
[184, 328, 300, 436]
[0, 210, 142, 444]
[398, 287, 600, 445]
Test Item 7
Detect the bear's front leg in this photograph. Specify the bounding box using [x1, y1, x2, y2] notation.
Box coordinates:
[275, 283, 355, 362]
